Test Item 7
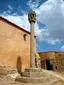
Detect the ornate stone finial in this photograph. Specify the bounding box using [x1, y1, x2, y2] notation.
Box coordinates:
[28, 10, 36, 23]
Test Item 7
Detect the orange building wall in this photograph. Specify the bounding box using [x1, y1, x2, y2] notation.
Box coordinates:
[38, 52, 56, 69]
[38, 52, 55, 61]
[0, 19, 36, 72]
[38, 52, 64, 72]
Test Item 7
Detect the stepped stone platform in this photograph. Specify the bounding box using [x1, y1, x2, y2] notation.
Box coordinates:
[15, 68, 45, 83]
[16, 76, 49, 83]
[21, 68, 42, 77]
[0, 69, 64, 85]
[15, 68, 61, 83]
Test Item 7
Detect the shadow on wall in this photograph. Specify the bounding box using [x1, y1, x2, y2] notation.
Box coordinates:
[17, 56, 22, 73]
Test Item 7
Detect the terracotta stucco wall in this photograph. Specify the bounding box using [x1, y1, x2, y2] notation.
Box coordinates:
[38, 52, 55, 61]
[38, 52, 64, 72]
[46, 52, 55, 60]
[38, 52, 46, 61]
[0, 19, 36, 72]
[38, 52, 56, 70]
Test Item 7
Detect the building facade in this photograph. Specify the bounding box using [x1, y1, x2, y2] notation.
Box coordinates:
[0, 16, 36, 72]
[0, 16, 64, 73]
[38, 52, 64, 72]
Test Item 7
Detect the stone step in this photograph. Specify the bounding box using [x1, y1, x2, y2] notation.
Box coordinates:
[15, 70, 64, 84]
[15, 74, 60, 83]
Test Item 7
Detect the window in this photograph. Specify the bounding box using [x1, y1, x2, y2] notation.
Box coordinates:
[23, 34, 27, 41]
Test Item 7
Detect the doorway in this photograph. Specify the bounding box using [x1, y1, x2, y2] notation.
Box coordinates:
[45, 60, 51, 70]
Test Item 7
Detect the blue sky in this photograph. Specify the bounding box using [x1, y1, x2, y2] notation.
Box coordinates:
[0, 0, 64, 52]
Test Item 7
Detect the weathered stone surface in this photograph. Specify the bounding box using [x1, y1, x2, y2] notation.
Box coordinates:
[15, 76, 48, 83]
[28, 10, 36, 23]
[0, 66, 17, 75]
[55, 54, 64, 72]
[38, 52, 64, 72]
[35, 53, 41, 68]
[21, 68, 42, 77]
[25, 68, 42, 72]
[0, 69, 64, 84]
[28, 10, 36, 68]
[15, 70, 64, 83]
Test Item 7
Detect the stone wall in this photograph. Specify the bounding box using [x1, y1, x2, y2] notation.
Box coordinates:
[0, 66, 17, 75]
[38, 52, 55, 61]
[55, 53, 64, 72]
[38, 52, 64, 72]
[38, 52, 55, 70]
[0, 18, 36, 72]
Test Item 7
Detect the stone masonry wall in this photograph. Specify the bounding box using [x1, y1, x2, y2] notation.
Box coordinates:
[38, 52, 55, 70]
[55, 53, 64, 72]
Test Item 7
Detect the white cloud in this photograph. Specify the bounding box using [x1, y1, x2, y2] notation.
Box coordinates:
[27, 0, 39, 9]
[1, 0, 64, 45]
[35, 0, 64, 40]
[36, 28, 49, 40]
[7, 10, 11, 14]
[8, 5, 13, 10]
[0, 11, 40, 36]
[61, 45, 64, 51]
[26, 0, 64, 44]
[2, 14, 30, 31]
[47, 38, 60, 45]
[5, 5, 13, 14]
[36, 28, 60, 44]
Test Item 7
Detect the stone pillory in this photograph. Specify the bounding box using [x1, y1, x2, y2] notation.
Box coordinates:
[16, 11, 45, 83]
[28, 10, 36, 68]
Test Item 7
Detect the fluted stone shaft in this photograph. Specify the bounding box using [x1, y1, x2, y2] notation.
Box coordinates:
[28, 10, 36, 68]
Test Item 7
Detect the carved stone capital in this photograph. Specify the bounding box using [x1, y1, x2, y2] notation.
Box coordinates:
[28, 10, 36, 23]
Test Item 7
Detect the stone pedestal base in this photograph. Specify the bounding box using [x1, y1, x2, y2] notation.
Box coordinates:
[15, 76, 46, 83]
[15, 68, 45, 83]
[21, 68, 42, 77]
[25, 68, 42, 72]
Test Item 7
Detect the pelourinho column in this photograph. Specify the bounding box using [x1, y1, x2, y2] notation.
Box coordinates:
[28, 10, 36, 68]
[15, 11, 43, 83]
